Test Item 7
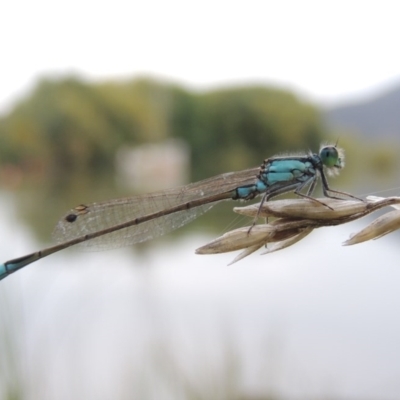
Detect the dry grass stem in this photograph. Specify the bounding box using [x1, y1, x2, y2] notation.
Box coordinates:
[196, 196, 400, 264]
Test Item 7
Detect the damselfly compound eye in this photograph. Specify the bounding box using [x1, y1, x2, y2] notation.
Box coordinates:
[320, 146, 340, 168]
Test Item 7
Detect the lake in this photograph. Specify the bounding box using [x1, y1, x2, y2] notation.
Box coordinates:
[0, 191, 399, 400]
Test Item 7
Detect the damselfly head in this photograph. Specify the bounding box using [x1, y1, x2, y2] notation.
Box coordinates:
[319, 145, 345, 176]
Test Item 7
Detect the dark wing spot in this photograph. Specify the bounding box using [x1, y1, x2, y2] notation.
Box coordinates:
[65, 213, 78, 223]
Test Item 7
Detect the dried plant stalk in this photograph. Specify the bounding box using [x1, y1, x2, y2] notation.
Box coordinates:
[196, 196, 400, 264]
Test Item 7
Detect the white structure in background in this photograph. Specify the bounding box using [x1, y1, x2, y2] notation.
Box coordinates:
[115, 138, 190, 191]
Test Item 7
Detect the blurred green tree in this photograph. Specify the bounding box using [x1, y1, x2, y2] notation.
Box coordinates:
[0, 76, 324, 184]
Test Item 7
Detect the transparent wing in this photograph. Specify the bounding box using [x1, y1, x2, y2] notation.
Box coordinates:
[52, 168, 259, 250]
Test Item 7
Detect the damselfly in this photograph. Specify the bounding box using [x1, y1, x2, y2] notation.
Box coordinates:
[0, 143, 360, 280]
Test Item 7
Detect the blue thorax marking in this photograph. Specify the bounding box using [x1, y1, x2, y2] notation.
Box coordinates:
[235, 156, 319, 200]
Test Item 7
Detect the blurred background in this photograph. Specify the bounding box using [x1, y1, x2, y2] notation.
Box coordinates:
[1, 1, 400, 399]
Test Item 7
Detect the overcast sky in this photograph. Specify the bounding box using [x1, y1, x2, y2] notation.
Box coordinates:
[2, 0, 400, 114]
